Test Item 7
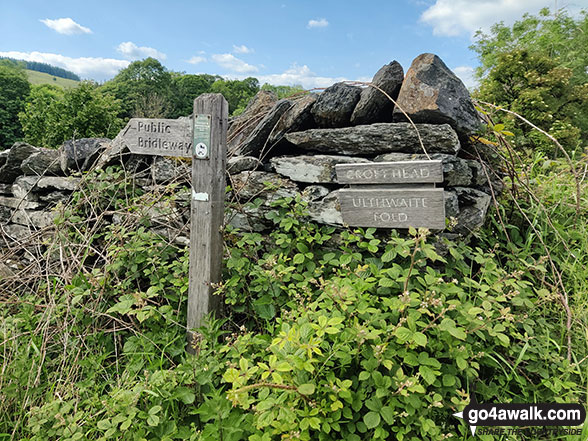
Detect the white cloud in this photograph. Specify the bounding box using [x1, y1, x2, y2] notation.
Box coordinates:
[307, 18, 329, 29]
[187, 56, 207, 65]
[211, 53, 259, 73]
[233, 44, 253, 54]
[453, 65, 479, 90]
[0, 50, 129, 81]
[420, 0, 549, 36]
[255, 64, 347, 89]
[116, 41, 167, 61]
[40, 17, 92, 35]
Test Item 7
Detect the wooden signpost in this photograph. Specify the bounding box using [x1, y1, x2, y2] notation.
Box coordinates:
[187, 94, 228, 348]
[119, 118, 193, 158]
[335, 160, 446, 230]
[115, 94, 228, 349]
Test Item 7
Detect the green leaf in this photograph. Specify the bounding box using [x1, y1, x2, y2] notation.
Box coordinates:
[149, 405, 162, 415]
[175, 387, 196, 404]
[147, 414, 159, 427]
[381, 249, 397, 263]
[296, 243, 309, 253]
[395, 326, 412, 343]
[364, 411, 381, 429]
[442, 374, 456, 387]
[380, 406, 395, 425]
[97, 419, 111, 430]
[419, 365, 438, 385]
[413, 332, 427, 347]
[293, 253, 305, 264]
[276, 361, 292, 372]
[223, 368, 239, 383]
[496, 333, 510, 345]
[297, 383, 316, 395]
[449, 327, 467, 340]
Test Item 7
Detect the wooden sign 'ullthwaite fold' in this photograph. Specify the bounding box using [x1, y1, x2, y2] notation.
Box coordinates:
[335, 160, 446, 230]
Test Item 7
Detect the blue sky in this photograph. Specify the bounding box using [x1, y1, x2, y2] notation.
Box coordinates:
[1, 0, 584, 89]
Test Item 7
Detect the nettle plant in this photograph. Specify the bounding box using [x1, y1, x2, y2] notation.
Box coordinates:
[216, 196, 580, 441]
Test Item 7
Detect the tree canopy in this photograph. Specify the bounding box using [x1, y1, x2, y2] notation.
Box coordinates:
[0, 61, 30, 149]
[473, 8, 588, 155]
[19, 82, 123, 148]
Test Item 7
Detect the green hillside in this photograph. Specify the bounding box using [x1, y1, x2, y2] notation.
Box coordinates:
[26, 69, 79, 89]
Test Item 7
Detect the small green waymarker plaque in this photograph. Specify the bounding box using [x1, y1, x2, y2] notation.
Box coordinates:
[193, 114, 211, 159]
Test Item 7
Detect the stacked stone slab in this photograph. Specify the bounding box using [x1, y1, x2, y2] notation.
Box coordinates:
[0, 52, 499, 245]
[227, 53, 496, 237]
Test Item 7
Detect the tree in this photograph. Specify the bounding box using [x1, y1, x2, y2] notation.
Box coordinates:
[472, 8, 588, 155]
[170, 73, 221, 118]
[100, 58, 176, 119]
[210, 77, 260, 115]
[19, 81, 123, 148]
[477, 49, 588, 155]
[472, 8, 588, 83]
[18, 84, 63, 147]
[261, 83, 305, 99]
[0, 61, 30, 149]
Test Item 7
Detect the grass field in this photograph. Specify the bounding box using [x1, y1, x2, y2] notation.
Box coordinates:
[25, 69, 79, 88]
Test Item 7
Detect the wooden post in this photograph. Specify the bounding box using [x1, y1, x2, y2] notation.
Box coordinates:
[187, 93, 228, 349]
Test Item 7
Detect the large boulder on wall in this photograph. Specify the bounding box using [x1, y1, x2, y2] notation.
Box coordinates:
[393, 53, 482, 138]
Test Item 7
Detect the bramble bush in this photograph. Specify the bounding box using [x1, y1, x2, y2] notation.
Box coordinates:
[0, 164, 586, 440]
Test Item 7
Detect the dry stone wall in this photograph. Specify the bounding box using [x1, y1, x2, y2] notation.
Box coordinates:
[0, 53, 501, 247]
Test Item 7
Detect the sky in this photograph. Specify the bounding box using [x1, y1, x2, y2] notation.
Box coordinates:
[1, 0, 586, 90]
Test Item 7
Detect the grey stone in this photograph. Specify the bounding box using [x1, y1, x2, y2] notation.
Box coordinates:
[227, 156, 260, 174]
[0, 262, 15, 278]
[0, 184, 12, 195]
[237, 100, 293, 157]
[60, 138, 110, 172]
[230, 171, 298, 201]
[285, 123, 460, 156]
[307, 190, 343, 226]
[226, 207, 269, 232]
[37, 176, 80, 191]
[12, 176, 41, 201]
[451, 187, 492, 235]
[12, 176, 80, 198]
[444, 190, 460, 218]
[270, 155, 370, 184]
[0, 195, 43, 210]
[11, 210, 56, 228]
[311, 83, 361, 128]
[1, 224, 31, 240]
[20, 148, 62, 176]
[96, 139, 128, 168]
[0, 149, 9, 169]
[468, 160, 487, 187]
[373, 152, 472, 186]
[351, 61, 404, 125]
[228, 91, 278, 153]
[393, 53, 482, 137]
[269, 94, 317, 144]
[0, 142, 39, 183]
[150, 157, 189, 184]
[39, 191, 70, 204]
[301, 185, 330, 202]
[0, 205, 11, 222]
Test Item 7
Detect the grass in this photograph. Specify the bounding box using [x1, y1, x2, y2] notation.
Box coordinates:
[25, 69, 79, 89]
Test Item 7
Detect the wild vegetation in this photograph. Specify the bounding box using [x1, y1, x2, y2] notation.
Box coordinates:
[0, 6, 587, 441]
[0, 57, 303, 150]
